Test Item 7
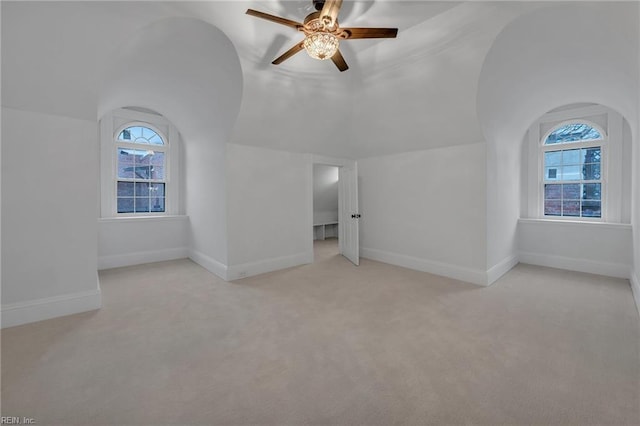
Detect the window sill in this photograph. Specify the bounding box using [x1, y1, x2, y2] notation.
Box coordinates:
[518, 218, 631, 230]
[99, 215, 188, 224]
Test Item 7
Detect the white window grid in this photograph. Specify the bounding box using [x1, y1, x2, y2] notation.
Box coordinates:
[113, 122, 169, 216]
[539, 121, 607, 221]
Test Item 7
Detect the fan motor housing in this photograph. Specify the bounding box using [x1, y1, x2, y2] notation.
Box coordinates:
[304, 11, 323, 26]
[303, 11, 342, 34]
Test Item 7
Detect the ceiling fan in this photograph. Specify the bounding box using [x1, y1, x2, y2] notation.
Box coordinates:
[246, 0, 398, 72]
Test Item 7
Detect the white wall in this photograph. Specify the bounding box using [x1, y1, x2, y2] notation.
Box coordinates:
[359, 143, 488, 285]
[95, 108, 189, 270]
[485, 135, 522, 271]
[344, 2, 537, 159]
[633, 1, 640, 314]
[1, 4, 3, 306]
[634, 116, 640, 311]
[516, 105, 635, 280]
[226, 144, 312, 280]
[98, 216, 189, 270]
[184, 135, 229, 278]
[1, 108, 101, 327]
[622, 120, 634, 224]
[2, 16, 243, 327]
[313, 164, 339, 224]
[98, 18, 243, 279]
[519, 220, 632, 279]
[478, 2, 639, 279]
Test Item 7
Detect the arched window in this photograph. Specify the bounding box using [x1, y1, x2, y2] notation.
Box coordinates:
[115, 124, 167, 214]
[526, 104, 630, 224]
[100, 108, 180, 217]
[117, 125, 165, 145]
[541, 121, 605, 219]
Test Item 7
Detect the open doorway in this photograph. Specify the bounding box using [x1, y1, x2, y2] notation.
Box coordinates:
[308, 157, 359, 266]
[312, 164, 340, 262]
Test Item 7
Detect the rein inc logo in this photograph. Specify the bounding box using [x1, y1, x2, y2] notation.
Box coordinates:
[1, 418, 35, 425]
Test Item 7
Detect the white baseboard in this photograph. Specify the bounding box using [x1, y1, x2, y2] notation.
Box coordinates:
[188, 249, 228, 281]
[227, 252, 312, 281]
[98, 247, 188, 270]
[486, 255, 520, 285]
[360, 247, 487, 286]
[630, 270, 640, 319]
[519, 251, 630, 279]
[1, 277, 102, 329]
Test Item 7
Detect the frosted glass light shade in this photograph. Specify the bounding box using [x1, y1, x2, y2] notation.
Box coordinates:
[303, 33, 339, 60]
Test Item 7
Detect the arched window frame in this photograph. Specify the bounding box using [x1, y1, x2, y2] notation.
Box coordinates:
[113, 122, 168, 215]
[539, 120, 607, 221]
[526, 104, 626, 223]
[100, 108, 181, 217]
[115, 122, 167, 146]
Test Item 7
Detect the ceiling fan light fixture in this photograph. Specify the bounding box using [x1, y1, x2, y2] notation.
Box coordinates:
[246, 0, 397, 71]
[303, 32, 339, 60]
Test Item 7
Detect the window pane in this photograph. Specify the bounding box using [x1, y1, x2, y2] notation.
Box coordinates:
[544, 184, 562, 200]
[150, 197, 165, 212]
[132, 150, 153, 179]
[150, 165, 165, 180]
[118, 149, 135, 164]
[582, 163, 601, 180]
[545, 167, 560, 181]
[117, 181, 134, 197]
[582, 147, 601, 164]
[561, 165, 581, 180]
[118, 126, 164, 145]
[132, 126, 143, 141]
[117, 166, 135, 179]
[142, 127, 155, 141]
[119, 128, 132, 141]
[135, 151, 152, 165]
[134, 182, 149, 197]
[581, 201, 601, 218]
[117, 149, 135, 178]
[562, 149, 581, 165]
[544, 151, 562, 167]
[134, 197, 150, 213]
[133, 166, 152, 179]
[582, 183, 601, 200]
[562, 201, 580, 216]
[150, 152, 165, 166]
[149, 183, 165, 197]
[123, 126, 142, 143]
[562, 184, 580, 200]
[118, 148, 149, 178]
[545, 200, 562, 216]
[545, 123, 602, 145]
[117, 198, 134, 213]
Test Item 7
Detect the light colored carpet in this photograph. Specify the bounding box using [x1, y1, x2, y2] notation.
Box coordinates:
[2, 239, 639, 425]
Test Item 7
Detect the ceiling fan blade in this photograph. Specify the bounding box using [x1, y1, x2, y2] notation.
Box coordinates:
[331, 49, 349, 72]
[246, 9, 303, 30]
[321, 0, 343, 28]
[342, 27, 398, 39]
[272, 41, 305, 65]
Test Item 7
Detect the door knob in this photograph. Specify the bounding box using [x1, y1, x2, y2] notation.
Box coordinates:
[351, 214, 361, 218]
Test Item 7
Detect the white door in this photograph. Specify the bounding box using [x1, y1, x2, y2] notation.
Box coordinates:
[339, 162, 359, 265]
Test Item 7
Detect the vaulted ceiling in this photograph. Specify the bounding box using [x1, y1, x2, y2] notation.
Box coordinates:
[3, 1, 630, 159]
